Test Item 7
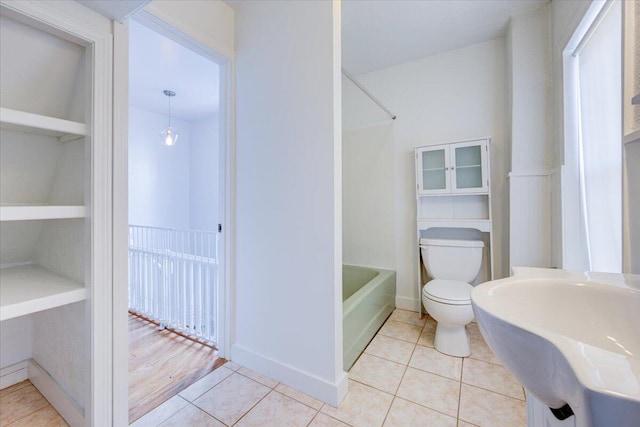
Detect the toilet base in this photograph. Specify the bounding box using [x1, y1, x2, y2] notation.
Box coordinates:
[434, 323, 470, 357]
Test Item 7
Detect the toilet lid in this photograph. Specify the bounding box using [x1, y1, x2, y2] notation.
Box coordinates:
[423, 279, 472, 305]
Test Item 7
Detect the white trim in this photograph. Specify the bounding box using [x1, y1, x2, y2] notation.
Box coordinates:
[221, 47, 235, 361]
[395, 295, 420, 312]
[572, 0, 615, 56]
[0, 2, 114, 424]
[332, 0, 345, 393]
[0, 360, 30, 389]
[29, 359, 84, 427]
[112, 19, 130, 427]
[88, 33, 114, 427]
[507, 170, 554, 178]
[134, 11, 231, 64]
[231, 344, 348, 407]
[139, 5, 234, 60]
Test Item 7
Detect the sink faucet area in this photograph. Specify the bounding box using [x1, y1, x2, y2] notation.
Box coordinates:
[471, 267, 640, 427]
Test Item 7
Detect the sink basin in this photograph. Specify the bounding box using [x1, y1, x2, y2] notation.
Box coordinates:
[471, 267, 640, 427]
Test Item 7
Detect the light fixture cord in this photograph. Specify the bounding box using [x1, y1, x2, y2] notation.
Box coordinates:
[168, 95, 172, 127]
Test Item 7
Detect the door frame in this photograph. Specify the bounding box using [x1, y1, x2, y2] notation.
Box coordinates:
[112, 12, 234, 426]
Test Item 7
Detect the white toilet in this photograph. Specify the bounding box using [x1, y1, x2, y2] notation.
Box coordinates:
[420, 237, 484, 357]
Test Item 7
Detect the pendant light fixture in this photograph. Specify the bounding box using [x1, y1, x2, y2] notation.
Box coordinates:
[161, 89, 178, 146]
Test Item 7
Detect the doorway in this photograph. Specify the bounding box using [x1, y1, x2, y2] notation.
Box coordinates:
[126, 17, 227, 423]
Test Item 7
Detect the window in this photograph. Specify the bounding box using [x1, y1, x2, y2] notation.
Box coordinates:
[564, 0, 622, 273]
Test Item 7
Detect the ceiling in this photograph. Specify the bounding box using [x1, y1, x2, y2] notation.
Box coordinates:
[77, 0, 150, 22]
[129, 19, 220, 121]
[342, 0, 548, 75]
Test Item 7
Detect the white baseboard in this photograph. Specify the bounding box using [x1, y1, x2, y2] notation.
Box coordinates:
[231, 344, 348, 407]
[0, 359, 84, 427]
[395, 295, 420, 312]
[0, 360, 29, 389]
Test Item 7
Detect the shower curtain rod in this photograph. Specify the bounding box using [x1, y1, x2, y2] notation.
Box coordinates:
[342, 68, 397, 120]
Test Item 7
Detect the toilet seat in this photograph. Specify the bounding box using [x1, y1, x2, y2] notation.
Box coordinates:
[423, 279, 472, 305]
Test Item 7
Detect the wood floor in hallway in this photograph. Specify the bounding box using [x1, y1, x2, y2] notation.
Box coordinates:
[128, 313, 225, 424]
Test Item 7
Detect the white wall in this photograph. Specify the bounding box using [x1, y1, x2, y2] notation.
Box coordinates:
[342, 123, 395, 269]
[509, 5, 552, 173]
[344, 39, 508, 311]
[507, 5, 554, 270]
[0, 316, 32, 369]
[128, 107, 191, 229]
[233, 0, 346, 405]
[144, 0, 234, 59]
[32, 302, 86, 409]
[190, 117, 219, 232]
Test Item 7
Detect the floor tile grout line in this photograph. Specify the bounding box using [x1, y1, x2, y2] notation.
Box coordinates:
[380, 395, 397, 426]
[457, 358, 465, 422]
[358, 351, 412, 368]
[179, 367, 235, 403]
[192, 401, 230, 427]
[460, 381, 526, 402]
[376, 330, 421, 345]
[304, 410, 321, 427]
[404, 360, 465, 384]
[349, 377, 396, 399]
[141, 395, 189, 427]
[202, 405, 228, 427]
[392, 394, 462, 422]
[235, 368, 279, 390]
[227, 387, 274, 427]
[271, 388, 324, 412]
[363, 348, 413, 366]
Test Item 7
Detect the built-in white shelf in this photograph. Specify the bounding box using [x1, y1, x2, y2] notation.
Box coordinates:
[624, 129, 640, 145]
[417, 192, 489, 198]
[417, 218, 492, 233]
[0, 107, 86, 141]
[0, 264, 85, 321]
[0, 206, 86, 221]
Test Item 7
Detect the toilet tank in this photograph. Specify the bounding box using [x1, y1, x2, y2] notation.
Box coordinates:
[419, 238, 484, 282]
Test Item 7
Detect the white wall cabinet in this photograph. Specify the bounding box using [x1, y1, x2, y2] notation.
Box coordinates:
[0, 2, 113, 425]
[415, 138, 494, 316]
[416, 139, 489, 195]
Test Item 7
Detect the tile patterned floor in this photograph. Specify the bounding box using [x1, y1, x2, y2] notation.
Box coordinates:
[131, 309, 527, 427]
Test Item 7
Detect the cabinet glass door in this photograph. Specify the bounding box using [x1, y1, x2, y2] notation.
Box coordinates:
[420, 147, 449, 193]
[451, 142, 487, 193]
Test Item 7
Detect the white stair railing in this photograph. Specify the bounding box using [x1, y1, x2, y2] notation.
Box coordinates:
[128, 225, 218, 345]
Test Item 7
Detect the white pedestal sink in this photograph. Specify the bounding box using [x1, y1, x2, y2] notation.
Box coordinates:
[471, 267, 640, 427]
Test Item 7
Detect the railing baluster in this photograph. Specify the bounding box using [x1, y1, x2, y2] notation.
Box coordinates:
[128, 225, 218, 344]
